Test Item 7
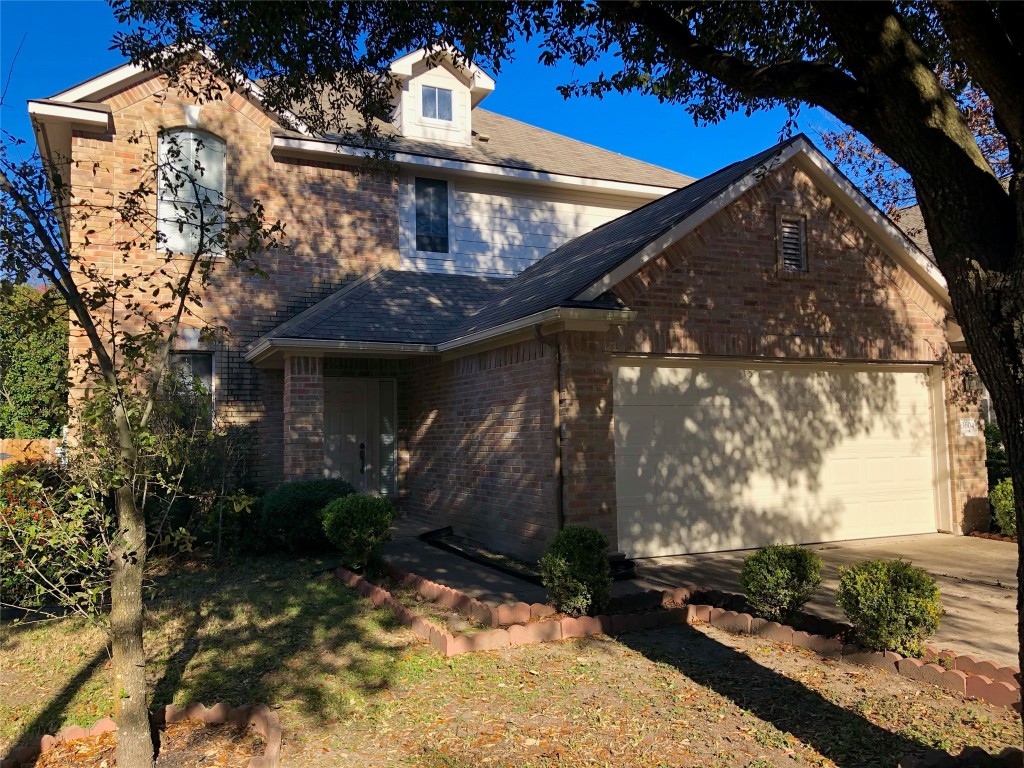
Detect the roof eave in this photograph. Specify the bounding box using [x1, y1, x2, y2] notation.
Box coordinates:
[572, 137, 951, 310]
[271, 135, 680, 198]
[245, 337, 438, 364]
[437, 306, 637, 352]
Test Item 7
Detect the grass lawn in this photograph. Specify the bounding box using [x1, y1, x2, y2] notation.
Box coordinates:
[1, 553, 1018, 767]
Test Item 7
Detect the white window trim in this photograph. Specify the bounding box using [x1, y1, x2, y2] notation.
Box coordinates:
[420, 84, 454, 124]
[412, 175, 454, 256]
[157, 129, 227, 255]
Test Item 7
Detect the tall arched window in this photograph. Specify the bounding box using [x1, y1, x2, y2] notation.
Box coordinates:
[157, 129, 226, 254]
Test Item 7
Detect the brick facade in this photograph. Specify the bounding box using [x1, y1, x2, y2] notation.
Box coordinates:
[406, 339, 556, 559]
[61, 72, 986, 557]
[557, 163, 986, 551]
[67, 73, 399, 482]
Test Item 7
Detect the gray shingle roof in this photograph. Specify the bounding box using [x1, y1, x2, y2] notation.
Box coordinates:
[893, 204, 933, 260]
[277, 106, 694, 189]
[444, 135, 803, 342]
[262, 270, 508, 345]
[255, 135, 802, 352]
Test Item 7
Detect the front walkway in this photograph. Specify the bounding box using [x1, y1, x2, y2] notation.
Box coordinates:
[634, 533, 1019, 667]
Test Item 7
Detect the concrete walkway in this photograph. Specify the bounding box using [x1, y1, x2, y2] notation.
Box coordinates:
[383, 523, 1019, 667]
[634, 534, 1020, 667]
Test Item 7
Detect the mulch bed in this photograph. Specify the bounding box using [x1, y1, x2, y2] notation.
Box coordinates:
[29, 720, 263, 768]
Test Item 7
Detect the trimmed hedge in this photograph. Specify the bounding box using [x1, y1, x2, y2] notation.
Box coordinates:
[836, 559, 942, 657]
[539, 526, 612, 617]
[990, 478, 1016, 538]
[322, 494, 394, 569]
[740, 544, 823, 623]
[256, 478, 355, 553]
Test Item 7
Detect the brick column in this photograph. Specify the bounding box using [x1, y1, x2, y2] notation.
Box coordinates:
[943, 355, 989, 533]
[283, 354, 324, 481]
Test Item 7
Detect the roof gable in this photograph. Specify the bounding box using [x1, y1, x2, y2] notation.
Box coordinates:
[440, 134, 949, 347]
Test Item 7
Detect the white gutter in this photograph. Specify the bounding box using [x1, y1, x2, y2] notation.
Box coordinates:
[271, 136, 680, 198]
[27, 101, 111, 128]
[437, 307, 637, 352]
[245, 337, 436, 363]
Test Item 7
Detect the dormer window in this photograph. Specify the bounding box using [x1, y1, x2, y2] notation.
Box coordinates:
[422, 85, 453, 122]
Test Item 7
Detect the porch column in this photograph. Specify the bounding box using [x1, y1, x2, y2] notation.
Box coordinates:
[283, 353, 324, 480]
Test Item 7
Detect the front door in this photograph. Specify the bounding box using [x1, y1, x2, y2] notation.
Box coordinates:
[323, 377, 398, 495]
[324, 379, 369, 490]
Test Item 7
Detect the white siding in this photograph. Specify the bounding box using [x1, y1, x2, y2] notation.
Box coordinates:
[395, 61, 472, 147]
[399, 173, 649, 276]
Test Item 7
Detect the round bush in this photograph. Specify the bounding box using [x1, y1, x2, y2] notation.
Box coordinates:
[991, 478, 1016, 538]
[740, 544, 823, 623]
[836, 559, 942, 657]
[322, 494, 394, 569]
[538, 526, 612, 617]
[257, 478, 356, 553]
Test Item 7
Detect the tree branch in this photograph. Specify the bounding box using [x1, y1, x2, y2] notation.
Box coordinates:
[604, 1, 874, 130]
[934, 1, 1024, 148]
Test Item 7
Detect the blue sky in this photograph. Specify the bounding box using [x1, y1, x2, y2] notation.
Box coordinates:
[1, 0, 840, 178]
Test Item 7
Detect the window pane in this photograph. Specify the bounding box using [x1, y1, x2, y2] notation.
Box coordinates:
[158, 130, 226, 254]
[422, 85, 438, 119]
[436, 88, 452, 121]
[415, 177, 449, 253]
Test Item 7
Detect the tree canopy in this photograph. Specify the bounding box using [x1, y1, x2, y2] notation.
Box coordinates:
[0, 283, 68, 439]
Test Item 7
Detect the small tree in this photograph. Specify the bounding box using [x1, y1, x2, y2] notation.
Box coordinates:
[0, 283, 68, 438]
[1, 108, 283, 767]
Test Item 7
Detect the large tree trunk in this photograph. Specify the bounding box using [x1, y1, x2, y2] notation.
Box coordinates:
[110, 483, 153, 768]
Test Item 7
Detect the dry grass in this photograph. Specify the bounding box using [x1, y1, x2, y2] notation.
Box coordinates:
[1, 552, 1018, 767]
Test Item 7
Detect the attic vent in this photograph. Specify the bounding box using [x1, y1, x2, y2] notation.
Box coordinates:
[779, 217, 807, 272]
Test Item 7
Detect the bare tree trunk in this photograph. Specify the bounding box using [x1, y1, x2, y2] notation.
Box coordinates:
[110, 483, 153, 768]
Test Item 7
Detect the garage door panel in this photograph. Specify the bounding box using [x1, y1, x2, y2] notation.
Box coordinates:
[614, 362, 939, 558]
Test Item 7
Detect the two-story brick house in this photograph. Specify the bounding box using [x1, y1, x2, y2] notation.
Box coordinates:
[29, 49, 986, 560]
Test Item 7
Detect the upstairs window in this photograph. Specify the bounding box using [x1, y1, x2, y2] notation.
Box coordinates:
[157, 129, 226, 254]
[415, 177, 449, 253]
[779, 216, 808, 272]
[422, 85, 453, 122]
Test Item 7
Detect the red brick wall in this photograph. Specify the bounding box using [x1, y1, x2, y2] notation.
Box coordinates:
[560, 163, 984, 548]
[65, 73, 399, 482]
[406, 339, 556, 560]
[283, 355, 324, 480]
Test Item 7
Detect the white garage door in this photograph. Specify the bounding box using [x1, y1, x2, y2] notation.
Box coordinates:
[614, 361, 941, 558]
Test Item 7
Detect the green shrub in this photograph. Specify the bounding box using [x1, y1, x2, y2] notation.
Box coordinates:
[991, 478, 1016, 538]
[0, 460, 108, 609]
[740, 544, 823, 623]
[836, 559, 942, 657]
[257, 478, 355, 553]
[539, 526, 612, 617]
[322, 494, 394, 569]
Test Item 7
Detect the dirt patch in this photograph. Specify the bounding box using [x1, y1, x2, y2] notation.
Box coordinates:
[26, 720, 262, 768]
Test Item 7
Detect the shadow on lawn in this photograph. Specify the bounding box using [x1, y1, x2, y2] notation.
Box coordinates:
[3, 553, 407, 763]
[147, 553, 405, 720]
[621, 625, 933, 767]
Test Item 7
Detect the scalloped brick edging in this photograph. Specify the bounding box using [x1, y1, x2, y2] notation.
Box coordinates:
[349, 566, 1021, 711]
[969, 531, 1016, 544]
[0, 703, 281, 768]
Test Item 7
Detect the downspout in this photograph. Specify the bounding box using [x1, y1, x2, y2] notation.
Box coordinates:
[534, 325, 565, 532]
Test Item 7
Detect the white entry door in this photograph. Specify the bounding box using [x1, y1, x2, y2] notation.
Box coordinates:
[323, 377, 398, 495]
[324, 379, 370, 491]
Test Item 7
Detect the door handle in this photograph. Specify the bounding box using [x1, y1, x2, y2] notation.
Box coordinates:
[359, 442, 365, 474]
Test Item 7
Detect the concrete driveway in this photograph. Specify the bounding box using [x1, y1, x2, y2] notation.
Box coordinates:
[633, 534, 1020, 667]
